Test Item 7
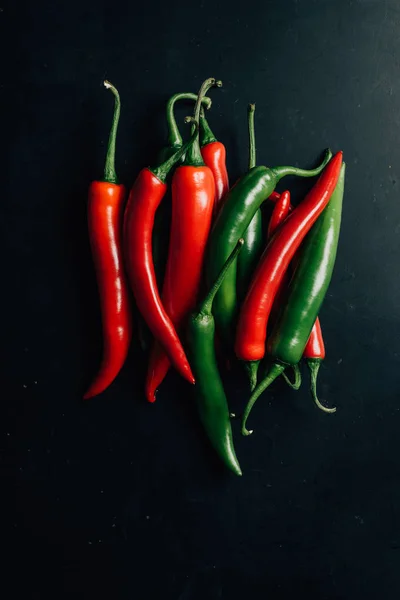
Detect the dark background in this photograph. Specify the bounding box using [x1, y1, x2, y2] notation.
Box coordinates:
[4, 0, 400, 598]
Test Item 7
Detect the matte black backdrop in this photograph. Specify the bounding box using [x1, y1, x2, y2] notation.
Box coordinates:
[4, 0, 400, 598]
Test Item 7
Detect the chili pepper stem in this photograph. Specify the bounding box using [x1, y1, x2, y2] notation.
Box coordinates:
[248, 103, 256, 170]
[199, 106, 217, 146]
[151, 119, 198, 183]
[282, 364, 302, 390]
[166, 93, 212, 149]
[242, 362, 285, 436]
[307, 358, 336, 414]
[245, 360, 259, 392]
[103, 80, 121, 184]
[184, 78, 222, 166]
[271, 148, 332, 182]
[195, 239, 244, 318]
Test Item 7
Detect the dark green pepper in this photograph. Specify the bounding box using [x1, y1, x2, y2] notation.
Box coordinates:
[187, 239, 244, 476]
[242, 163, 346, 435]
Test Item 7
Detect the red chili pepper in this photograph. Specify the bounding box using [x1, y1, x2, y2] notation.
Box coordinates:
[267, 190, 291, 238]
[302, 317, 334, 413]
[84, 81, 132, 400]
[146, 78, 220, 402]
[235, 151, 343, 363]
[124, 122, 200, 386]
[303, 318, 325, 360]
[199, 107, 229, 217]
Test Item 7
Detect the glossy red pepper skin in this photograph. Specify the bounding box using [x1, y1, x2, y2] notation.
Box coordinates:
[84, 182, 132, 399]
[201, 142, 229, 215]
[199, 111, 229, 217]
[303, 318, 325, 359]
[268, 190, 291, 238]
[267, 190, 292, 323]
[235, 151, 343, 362]
[145, 166, 215, 402]
[124, 168, 194, 384]
[84, 81, 132, 400]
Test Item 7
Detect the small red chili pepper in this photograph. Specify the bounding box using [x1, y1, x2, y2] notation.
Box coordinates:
[84, 81, 132, 400]
[146, 78, 220, 402]
[302, 317, 333, 412]
[199, 106, 229, 217]
[235, 151, 343, 364]
[267, 189, 291, 238]
[124, 122, 200, 386]
[303, 318, 325, 361]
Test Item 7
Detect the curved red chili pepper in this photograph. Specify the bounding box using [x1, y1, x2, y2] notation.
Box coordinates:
[199, 108, 229, 217]
[235, 151, 343, 362]
[145, 78, 220, 402]
[84, 81, 132, 400]
[124, 127, 200, 386]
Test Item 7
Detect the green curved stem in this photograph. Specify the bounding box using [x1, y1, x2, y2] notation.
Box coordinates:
[248, 103, 256, 170]
[185, 78, 222, 166]
[166, 93, 212, 149]
[242, 362, 285, 436]
[197, 239, 243, 317]
[151, 119, 198, 183]
[103, 80, 121, 184]
[282, 363, 302, 390]
[245, 360, 259, 392]
[271, 148, 332, 183]
[199, 106, 217, 146]
[307, 358, 336, 414]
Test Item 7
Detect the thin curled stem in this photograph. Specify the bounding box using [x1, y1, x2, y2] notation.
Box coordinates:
[282, 364, 302, 390]
[307, 359, 336, 414]
[242, 362, 285, 436]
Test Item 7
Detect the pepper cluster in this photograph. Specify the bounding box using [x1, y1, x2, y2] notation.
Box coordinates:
[85, 77, 345, 476]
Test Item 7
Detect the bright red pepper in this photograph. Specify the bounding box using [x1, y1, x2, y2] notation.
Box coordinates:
[124, 124, 200, 386]
[145, 78, 219, 402]
[303, 318, 325, 360]
[235, 151, 343, 363]
[267, 190, 291, 238]
[199, 107, 229, 217]
[84, 81, 132, 400]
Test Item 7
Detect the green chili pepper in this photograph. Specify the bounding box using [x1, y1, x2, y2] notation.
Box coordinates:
[242, 163, 345, 435]
[236, 103, 263, 301]
[187, 239, 244, 476]
[206, 150, 333, 344]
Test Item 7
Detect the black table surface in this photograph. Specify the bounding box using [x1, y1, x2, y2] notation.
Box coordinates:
[4, 0, 400, 598]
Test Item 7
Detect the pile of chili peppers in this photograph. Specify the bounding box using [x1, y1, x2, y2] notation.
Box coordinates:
[85, 77, 345, 476]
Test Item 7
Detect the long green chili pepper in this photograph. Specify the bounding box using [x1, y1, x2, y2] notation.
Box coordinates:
[236, 103, 263, 301]
[242, 163, 345, 435]
[187, 239, 244, 476]
[206, 149, 333, 344]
